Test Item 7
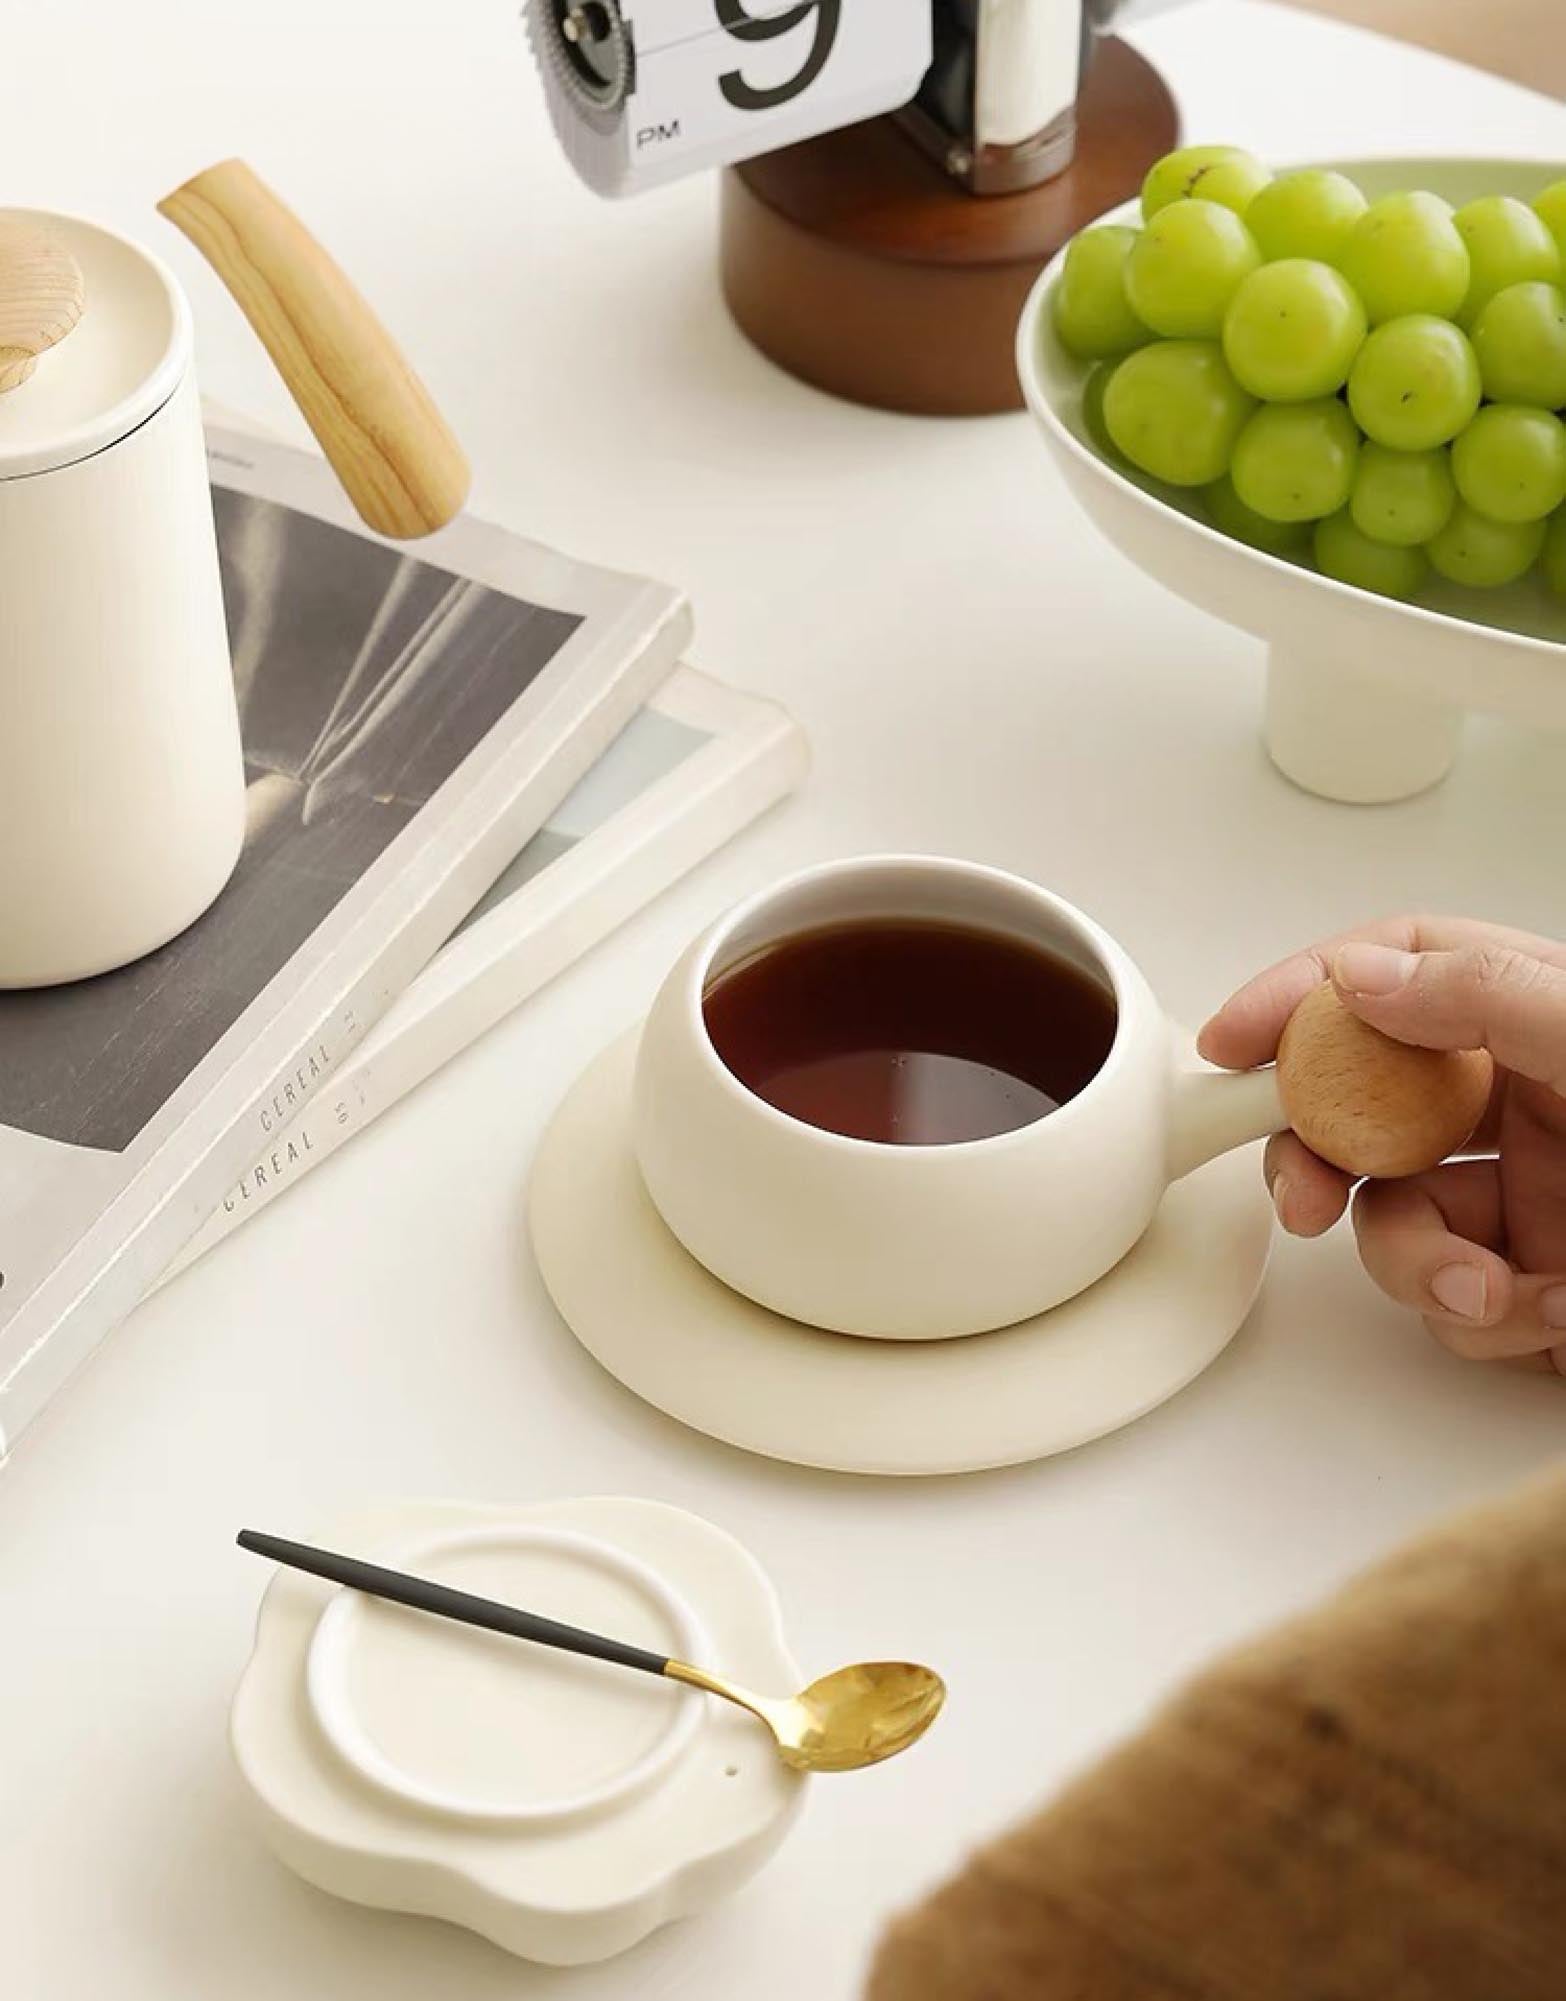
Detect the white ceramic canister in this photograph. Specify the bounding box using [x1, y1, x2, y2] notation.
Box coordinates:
[0, 209, 245, 987]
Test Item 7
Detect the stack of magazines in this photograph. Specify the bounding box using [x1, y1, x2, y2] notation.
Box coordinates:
[0, 419, 806, 1460]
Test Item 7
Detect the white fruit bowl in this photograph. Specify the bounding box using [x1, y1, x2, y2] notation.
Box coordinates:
[1017, 157, 1566, 803]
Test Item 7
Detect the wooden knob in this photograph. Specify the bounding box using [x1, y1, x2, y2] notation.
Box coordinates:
[1276, 982, 1493, 1179]
[0, 221, 84, 394]
[158, 159, 469, 539]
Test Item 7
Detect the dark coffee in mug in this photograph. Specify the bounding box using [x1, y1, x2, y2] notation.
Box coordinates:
[702, 919, 1118, 1146]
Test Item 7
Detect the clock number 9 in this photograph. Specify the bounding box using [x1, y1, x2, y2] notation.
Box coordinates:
[714, 0, 842, 111]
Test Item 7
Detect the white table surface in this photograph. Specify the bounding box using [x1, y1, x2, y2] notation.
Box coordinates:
[3, 5, 1565, 1994]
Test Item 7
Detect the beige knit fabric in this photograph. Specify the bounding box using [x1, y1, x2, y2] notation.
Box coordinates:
[869, 1470, 1566, 2001]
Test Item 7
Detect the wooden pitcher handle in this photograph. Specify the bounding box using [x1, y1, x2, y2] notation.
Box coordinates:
[158, 159, 469, 539]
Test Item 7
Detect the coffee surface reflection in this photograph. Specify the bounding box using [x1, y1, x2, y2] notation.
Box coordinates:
[702, 919, 1118, 1145]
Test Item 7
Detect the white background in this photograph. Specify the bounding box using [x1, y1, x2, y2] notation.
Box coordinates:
[2, 4, 1564, 1996]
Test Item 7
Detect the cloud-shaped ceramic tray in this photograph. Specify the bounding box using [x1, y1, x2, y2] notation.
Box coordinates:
[230, 1496, 806, 1965]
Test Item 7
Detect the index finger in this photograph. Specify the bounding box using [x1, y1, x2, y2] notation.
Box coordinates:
[1196, 916, 1566, 1072]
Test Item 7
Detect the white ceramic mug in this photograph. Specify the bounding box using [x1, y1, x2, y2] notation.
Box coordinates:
[633, 855, 1287, 1339]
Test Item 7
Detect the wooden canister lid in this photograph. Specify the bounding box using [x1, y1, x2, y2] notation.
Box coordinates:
[0, 209, 188, 481]
[0, 220, 83, 393]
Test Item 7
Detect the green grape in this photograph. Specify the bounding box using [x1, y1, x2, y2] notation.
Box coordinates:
[1534, 181, 1566, 261]
[1230, 398, 1360, 522]
[1347, 316, 1481, 452]
[1124, 200, 1261, 339]
[1202, 473, 1311, 554]
[1470, 281, 1566, 406]
[1080, 360, 1123, 459]
[1453, 195, 1560, 324]
[1102, 340, 1256, 486]
[1450, 404, 1566, 523]
[1052, 226, 1150, 359]
[1542, 508, 1566, 599]
[1314, 509, 1426, 600]
[1336, 192, 1469, 325]
[1349, 443, 1455, 547]
[1426, 503, 1545, 588]
[1244, 168, 1367, 263]
[1221, 259, 1365, 400]
[1141, 145, 1271, 221]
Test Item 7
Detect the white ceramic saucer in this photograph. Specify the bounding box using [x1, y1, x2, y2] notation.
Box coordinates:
[529, 1033, 1274, 1476]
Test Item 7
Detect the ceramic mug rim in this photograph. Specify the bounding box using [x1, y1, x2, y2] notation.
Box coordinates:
[678, 853, 1141, 1160]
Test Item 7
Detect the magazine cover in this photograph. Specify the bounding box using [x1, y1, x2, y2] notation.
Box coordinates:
[159, 666, 807, 1281]
[0, 422, 689, 1458]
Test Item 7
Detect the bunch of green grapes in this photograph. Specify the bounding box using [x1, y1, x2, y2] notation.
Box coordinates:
[1051, 145, 1566, 608]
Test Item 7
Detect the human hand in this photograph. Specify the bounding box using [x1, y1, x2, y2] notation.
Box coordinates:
[1198, 917, 1566, 1375]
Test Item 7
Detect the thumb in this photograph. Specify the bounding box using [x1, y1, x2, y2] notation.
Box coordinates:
[1332, 941, 1566, 1094]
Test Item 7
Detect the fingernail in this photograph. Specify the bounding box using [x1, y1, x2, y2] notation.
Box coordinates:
[1271, 1172, 1294, 1228]
[1430, 1263, 1488, 1320]
[1334, 943, 1419, 997]
[1540, 1286, 1566, 1330]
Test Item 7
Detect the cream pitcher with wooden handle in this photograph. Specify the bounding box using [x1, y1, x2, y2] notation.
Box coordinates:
[0, 161, 469, 989]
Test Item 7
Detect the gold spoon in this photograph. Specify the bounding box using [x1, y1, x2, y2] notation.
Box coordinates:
[238, 1529, 945, 1774]
[664, 1656, 945, 1772]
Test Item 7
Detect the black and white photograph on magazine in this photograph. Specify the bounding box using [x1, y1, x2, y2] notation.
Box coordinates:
[0, 420, 689, 1456]
[0, 491, 582, 1153]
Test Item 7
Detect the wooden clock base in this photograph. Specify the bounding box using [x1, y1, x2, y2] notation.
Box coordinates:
[718, 38, 1179, 417]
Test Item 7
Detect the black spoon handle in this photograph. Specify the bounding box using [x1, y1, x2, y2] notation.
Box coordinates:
[236, 1528, 673, 1677]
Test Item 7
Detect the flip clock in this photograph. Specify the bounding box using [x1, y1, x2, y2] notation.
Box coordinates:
[530, 3, 1179, 412]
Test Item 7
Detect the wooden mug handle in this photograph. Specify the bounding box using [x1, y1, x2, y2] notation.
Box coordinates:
[1275, 982, 1492, 1180]
[0, 221, 84, 394]
[158, 159, 469, 539]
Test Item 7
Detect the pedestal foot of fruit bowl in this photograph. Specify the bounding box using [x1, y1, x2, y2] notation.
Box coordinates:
[1263, 644, 1463, 804]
